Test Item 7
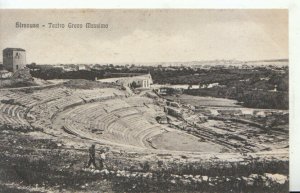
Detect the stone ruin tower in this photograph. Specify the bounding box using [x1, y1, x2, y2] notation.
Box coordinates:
[3, 48, 26, 72]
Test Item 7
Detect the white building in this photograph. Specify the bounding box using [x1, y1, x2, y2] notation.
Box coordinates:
[97, 73, 153, 89]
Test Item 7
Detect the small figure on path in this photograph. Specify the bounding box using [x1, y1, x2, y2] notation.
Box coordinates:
[99, 148, 108, 170]
[86, 144, 97, 168]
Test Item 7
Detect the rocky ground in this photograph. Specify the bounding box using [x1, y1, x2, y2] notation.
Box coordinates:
[0, 124, 289, 193]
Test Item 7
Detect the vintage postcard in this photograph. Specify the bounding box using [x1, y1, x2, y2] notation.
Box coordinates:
[0, 9, 290, 192]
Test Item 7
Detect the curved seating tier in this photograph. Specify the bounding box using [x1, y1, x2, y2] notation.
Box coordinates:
[0, 102, 29, 126]
[0, 87, 126, 129]
[63, 98, 165, 148]
[1, 86, 165, 148]
[28, 88, 125, 129]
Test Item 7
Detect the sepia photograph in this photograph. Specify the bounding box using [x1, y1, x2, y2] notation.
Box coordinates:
[0, 9, 290, 192]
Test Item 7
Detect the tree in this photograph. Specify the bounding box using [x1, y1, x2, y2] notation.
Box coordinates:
[131, 81, 138, 89]
[27, 62, 37, 69]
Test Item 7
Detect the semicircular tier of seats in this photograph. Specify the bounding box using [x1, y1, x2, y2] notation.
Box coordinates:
[0, 102, 28, 126]
[0, 87, 126, 129]
[0, 87, 72, 127]
[27, 88, 126, 129]
[63, 98, 166, 148]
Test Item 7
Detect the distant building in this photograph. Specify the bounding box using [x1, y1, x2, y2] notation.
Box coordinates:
[52, 65, 77, 72]
[127, 73, 153, 88]
[3, 48, 26, 72]
[78, 65, 87, 70]
[63, 66, 77, 72]
[97, 73, 153, 89]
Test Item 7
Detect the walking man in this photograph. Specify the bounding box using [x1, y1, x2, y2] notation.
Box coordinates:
[86, 144, 97, 168]
[99, 148, 108, 170]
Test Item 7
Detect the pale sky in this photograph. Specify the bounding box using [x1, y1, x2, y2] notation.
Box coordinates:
[0, 9, 288, 64]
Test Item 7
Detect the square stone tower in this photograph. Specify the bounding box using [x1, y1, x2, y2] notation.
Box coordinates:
[3, 48, 26, 72]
